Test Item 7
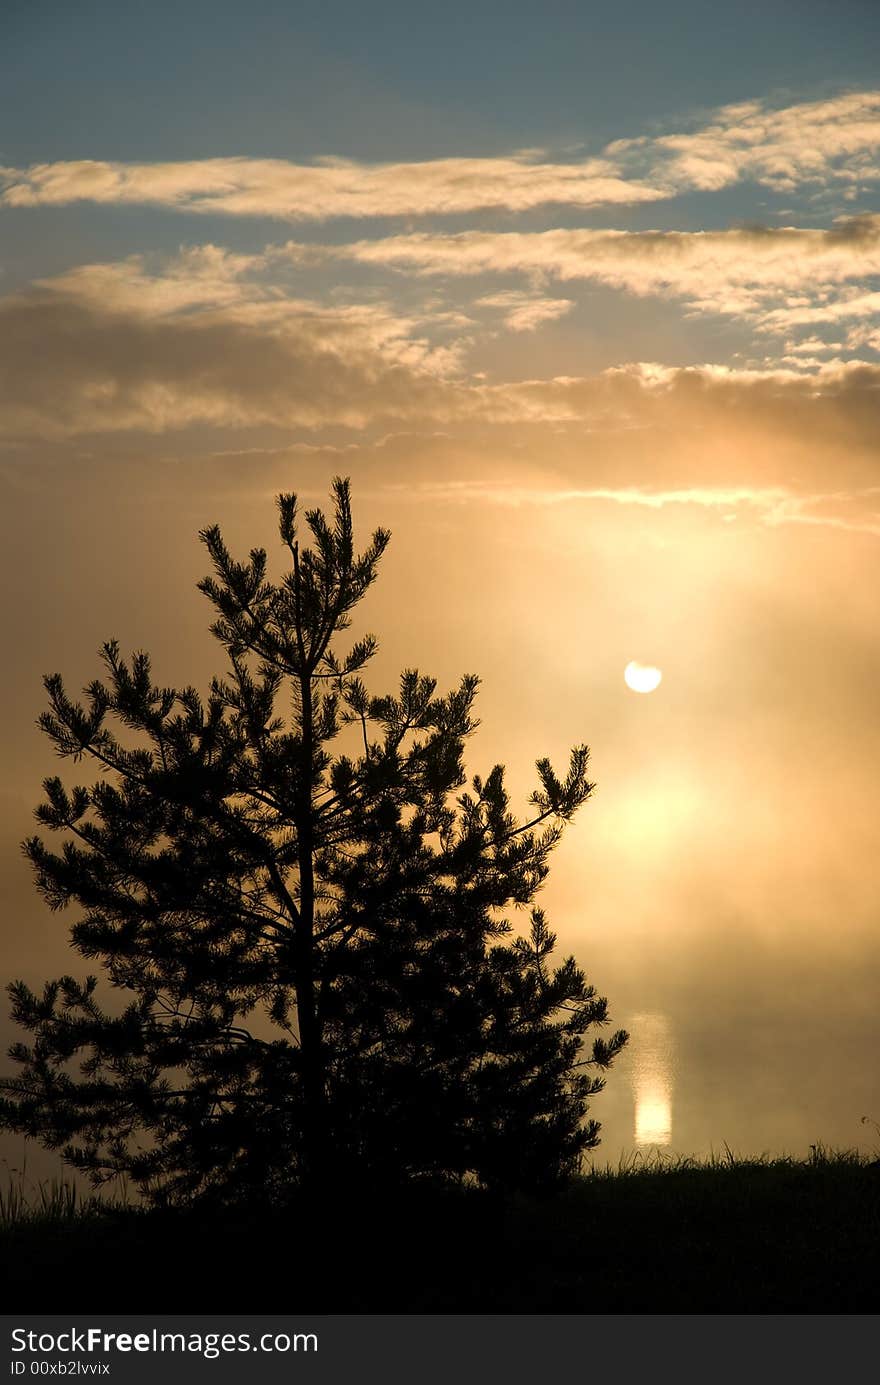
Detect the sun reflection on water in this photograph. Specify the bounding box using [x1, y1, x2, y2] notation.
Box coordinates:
[632, 1012, 674, 1148]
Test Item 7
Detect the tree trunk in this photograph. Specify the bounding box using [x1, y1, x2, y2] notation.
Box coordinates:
[292, 546, 324, 1190]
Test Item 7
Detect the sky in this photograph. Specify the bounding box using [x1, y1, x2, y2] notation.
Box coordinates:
[2, 0, 880, 1167]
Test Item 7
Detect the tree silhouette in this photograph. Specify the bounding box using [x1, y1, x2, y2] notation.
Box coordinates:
[0, 479, 627, 1203]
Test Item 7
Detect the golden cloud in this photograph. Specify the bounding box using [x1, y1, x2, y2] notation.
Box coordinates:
[609, 90, 880, 194]
[2, 91, 878, 228]
[2, 252, 879, 510]
[0, 152, 663, 219]
[302, 217, 880, 327]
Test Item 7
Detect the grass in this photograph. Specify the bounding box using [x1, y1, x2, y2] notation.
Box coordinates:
[3, 1146, 879, 1312]
[0, 1154, 128, 1226]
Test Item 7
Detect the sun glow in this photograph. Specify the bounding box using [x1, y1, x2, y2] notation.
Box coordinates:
[624, 661, 663, 694]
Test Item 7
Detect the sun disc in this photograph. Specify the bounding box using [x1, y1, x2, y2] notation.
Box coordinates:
[624, 661, 662, 694]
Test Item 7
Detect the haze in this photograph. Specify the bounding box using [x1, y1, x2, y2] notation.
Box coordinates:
[2, 0, 879, 1171]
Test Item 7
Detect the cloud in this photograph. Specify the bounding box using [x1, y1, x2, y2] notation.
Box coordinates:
[760, 289, 880, 333]
[304, 217, 880, 333]
[481, 358, 880, 456]
[401, 478, 880, 539]
[0, 251, 473, 439]
[0, 152, 663, 220]
[610, 90, 880, 195]
[1, 249, 879, 480]
[2, 247, 879, 549]
[296, 217, 880, 349]
[34, 247, 470, 372]
[473, 290, 574, 332]
[2, 92, 878, 230]
[390, 477, 793, 512]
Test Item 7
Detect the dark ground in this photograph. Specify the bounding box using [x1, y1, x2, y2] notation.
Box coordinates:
[3, 1155, 879, 1312]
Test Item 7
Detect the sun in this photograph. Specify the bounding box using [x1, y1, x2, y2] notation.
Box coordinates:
[624, 661, 662, 694]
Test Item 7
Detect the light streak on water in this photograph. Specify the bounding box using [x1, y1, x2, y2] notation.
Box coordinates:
[631, 1012, 674, 1147]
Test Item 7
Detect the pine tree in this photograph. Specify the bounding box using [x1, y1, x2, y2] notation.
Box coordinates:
[0, 479, 627, 1203]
